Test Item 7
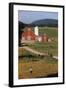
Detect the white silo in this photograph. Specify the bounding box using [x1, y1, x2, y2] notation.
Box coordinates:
[34, 26, 39, 36]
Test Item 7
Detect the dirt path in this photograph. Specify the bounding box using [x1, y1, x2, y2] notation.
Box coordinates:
[19, 46, 58, 59]
[53, 56, 58, 59]
[20, 46, 48, 56]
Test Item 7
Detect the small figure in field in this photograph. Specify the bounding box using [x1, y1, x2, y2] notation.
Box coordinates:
[29, 67, 33, 74]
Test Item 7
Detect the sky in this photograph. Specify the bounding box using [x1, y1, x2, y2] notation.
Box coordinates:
[18, 10, 58, 24]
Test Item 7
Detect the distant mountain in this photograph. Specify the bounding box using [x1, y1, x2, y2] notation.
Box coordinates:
[30, 19, 58, 27]
[19, 19, 58, 29]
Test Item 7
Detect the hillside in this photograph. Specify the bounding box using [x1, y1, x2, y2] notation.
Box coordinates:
[31, 19, 58, 27]
[19, 19, 58, 28]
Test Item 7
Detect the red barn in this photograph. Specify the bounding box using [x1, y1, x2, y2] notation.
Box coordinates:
[20, 26, 49, 44]
[21, 26, 36, 43]
[38, 35, 48, 42]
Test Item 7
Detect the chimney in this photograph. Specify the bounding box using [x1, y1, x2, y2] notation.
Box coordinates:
[34, 26, 39, 36]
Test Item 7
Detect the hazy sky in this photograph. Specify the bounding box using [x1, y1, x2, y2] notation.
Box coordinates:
[18, 10, 58, 24]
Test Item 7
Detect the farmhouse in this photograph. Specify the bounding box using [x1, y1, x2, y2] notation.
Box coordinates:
[20, 26, 48, 43]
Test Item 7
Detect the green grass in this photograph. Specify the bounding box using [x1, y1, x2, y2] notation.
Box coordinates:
[28, 41, 58, 56]
[38, 27, 58, 38]
[32, 27, 58, 56]
[19, 47, 58, 63]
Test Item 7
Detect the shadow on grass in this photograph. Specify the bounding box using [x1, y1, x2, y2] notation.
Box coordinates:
[19, 55, 57, 63]
[36, 73, 58, 78]
[47, 73, 58, 77]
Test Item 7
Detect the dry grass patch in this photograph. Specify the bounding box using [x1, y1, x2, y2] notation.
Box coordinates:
[18, 60, 58, 79]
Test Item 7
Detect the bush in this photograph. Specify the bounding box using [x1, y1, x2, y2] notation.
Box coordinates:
[49, 53, 53, 57]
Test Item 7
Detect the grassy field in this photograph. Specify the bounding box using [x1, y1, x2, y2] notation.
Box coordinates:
[19, 48, 58, 62]
[39, 27, 58, 38]
[31, 27, 58, 56]
[28, 42, 58, 56]
[18, 27, 58, 79]
[18, 60, 58, 79]
[18, 47, 58, 79]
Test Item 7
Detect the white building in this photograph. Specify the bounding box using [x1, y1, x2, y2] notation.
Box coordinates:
[34, 26, 39, 36]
